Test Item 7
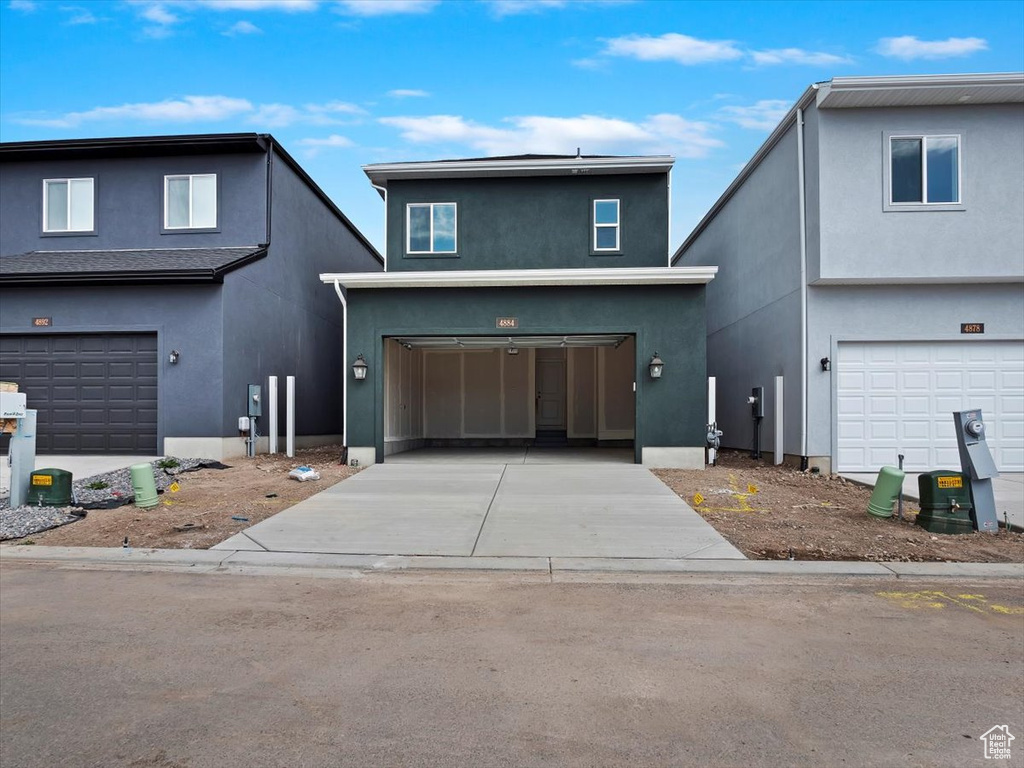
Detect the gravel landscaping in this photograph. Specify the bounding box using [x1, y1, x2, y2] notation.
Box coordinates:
[0, 457, 221, 541]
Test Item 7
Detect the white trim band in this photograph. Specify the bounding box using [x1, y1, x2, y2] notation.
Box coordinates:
[321, 266, 717, 290]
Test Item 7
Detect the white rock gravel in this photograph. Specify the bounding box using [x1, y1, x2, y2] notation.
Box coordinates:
[0, 457, 215, 541]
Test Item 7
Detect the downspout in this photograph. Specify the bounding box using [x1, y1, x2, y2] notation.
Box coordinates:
[796, 108, 809, 467]
[334, 279, 349, 456]
[666, 169, 672, 267]
[263, 136, 274, 247]
[370, 182, 388, 272]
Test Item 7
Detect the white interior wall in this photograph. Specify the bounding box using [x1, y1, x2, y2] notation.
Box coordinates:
[384, 339, 425, 443]
[598, 337, 636, 439]
[567, 347, 597, 438]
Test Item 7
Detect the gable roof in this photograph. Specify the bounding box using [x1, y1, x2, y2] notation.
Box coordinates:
[0, 246, 267, 286]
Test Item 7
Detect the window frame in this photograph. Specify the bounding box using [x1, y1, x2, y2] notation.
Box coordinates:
[163, 173, 219, 231]
[405, 202, 458, 255]
[592, 198, 621, 253]
[41, 177, 95, 234]
[886, 133, 963, 210]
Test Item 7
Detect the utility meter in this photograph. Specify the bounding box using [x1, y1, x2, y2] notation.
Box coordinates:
[248, 384, 262, 417]
[748, 387, 764, 419]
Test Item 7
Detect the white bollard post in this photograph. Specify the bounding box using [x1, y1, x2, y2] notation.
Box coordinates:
[268, 376, 278, 455]
[774, 375, 784, 465]
[707, 376, 717, 465]
[286, 376, 295, 458]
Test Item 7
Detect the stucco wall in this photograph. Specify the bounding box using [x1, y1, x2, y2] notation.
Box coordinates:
[0, 152, 267, 256]
[0, 284, 225, 447]
[817, 103, 1024, 281]
[384, 174, 669, 271]
[345, 284, 707, 462]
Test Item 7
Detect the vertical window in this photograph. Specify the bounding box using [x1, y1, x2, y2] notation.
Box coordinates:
[406, 203, 457, 254]
[890, 135, 960, 204]
[593, 199, 620, 251]
[164, 174, 217, 229]
[43, 178, 94, 232]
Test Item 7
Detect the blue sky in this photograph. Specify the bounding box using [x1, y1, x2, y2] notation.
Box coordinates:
[2, 0, 1022, 252]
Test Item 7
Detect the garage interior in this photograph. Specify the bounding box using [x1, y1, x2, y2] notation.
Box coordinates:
[382, 335, 636, 461]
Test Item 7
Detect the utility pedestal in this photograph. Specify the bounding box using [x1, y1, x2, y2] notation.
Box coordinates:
[953, 409, 999, 533]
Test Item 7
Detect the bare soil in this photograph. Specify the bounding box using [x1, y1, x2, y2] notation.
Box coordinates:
[653, 450, 1024, 562]
[6, 446, 359, 550]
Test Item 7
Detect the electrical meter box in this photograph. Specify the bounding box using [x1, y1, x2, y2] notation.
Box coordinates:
[916, 471, 974, 535]
[26, 468, 74, 507]
[248, 384, 262, 417]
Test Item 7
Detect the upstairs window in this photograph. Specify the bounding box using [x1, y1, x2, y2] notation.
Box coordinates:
[593, 199, 620, 251]
[890, 135, 960, 205]
[165, 174, 217, 230]
[43, 178, 94, 233]
[407, 202, 457, 254]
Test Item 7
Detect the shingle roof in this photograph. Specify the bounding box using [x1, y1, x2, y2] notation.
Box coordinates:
[0, 246, 267, 285]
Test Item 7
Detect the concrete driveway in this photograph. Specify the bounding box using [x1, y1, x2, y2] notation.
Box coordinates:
[215, 460, 743, 560]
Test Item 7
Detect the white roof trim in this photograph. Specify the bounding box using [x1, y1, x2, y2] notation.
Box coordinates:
[321, 266, 717, 290]
[363, 156, 675, 186]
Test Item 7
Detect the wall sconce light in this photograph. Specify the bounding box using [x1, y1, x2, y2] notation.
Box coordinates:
[649, 352, 664, 379]
[820, 356, 831, 372]
[168, 350, 180, 365]
[352, 354, 368, 381]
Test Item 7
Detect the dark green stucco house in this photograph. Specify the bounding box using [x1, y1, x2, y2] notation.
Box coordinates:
[320, 154, 717, 468]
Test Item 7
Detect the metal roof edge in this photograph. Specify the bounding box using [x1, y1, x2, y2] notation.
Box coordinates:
[0, 133, 268, 158]
[824, 72, 1024, 91]
[320, 266, 717, 288]
[671, 84, 819, 265]
[362, 155, 676, 185]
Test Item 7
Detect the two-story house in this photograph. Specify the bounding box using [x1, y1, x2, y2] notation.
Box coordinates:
[0, 133, 382, 459]
[320, 154, 718, 468]
[675, 73, 1024, 474]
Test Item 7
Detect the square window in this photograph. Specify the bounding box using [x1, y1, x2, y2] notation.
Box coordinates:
[164, 174, 217, 229]
[43, 178, 94, 233]
[593, 198, 620, 251]
[407, 202, 457, 254]
[890, 135, 960, 205]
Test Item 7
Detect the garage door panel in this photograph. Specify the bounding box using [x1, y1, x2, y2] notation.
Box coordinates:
[0, 333, 158, 454]
[838, 340, 1024, 472]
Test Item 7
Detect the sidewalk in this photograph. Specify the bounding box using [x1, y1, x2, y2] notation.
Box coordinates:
[841, 471, 1023, 530]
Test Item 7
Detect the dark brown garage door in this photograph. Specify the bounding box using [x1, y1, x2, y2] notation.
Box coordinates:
[0, 333, 157, 454]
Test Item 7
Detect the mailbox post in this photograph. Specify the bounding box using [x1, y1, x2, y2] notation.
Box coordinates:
[953, 409, 999, 533]
[1, 390, 35, 508]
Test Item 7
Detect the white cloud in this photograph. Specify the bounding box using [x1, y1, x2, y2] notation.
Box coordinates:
[333, 0, 438, 16]
[749, 48, 852, 66]
[140, 2, 178, 24]
[601, 33, 743, 65]
[388, 89, 430, 98]
[223, 19, 262, 35]
[188, 0, 318, 9]
[297, 134, 354, 147]
[717, 99, 791, 131]
[378, 113, 723, 158]
[305, 100, 366, 115]
[876, 35, 988, 60]
[61, 5, 98, 24]
[15, 95, 255, 128]
[488, 0, 567, 16]
[8, 0, 37, 11]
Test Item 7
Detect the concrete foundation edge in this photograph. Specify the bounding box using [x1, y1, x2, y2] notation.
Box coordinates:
[164, 434, 344, 461]
[641, 446, 705, 469]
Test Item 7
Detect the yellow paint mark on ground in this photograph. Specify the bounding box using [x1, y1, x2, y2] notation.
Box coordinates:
[877, 590, 1023, 616]
[747, 484, 758, 494]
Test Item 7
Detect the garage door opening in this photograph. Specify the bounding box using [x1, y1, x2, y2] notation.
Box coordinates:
[382, 335, 636, 462]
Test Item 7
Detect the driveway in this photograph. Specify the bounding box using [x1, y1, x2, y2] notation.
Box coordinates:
[215, 460, 743, 559]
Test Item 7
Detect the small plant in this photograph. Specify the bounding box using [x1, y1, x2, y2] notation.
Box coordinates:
[87, 480, 109, 490]
[157, 458, 180, 469]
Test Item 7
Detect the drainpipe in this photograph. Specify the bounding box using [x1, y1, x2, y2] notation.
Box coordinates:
[370, 182, 388, 272]
[333, 279, 349, 459]
[796, 107, 809, 467]
[666, 169, 673, 267]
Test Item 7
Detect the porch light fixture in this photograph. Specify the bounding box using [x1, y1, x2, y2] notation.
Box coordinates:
[352, 354, 368, 381]
[168, 350, 180, 365]
[507, 345, 519, 356]
[820, 356, 831, 372]
[648, 352, 664, 379]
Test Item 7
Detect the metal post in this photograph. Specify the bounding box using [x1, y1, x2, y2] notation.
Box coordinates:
[268, 376, 278, 455]
[286, 376, 295, 458]
[774, 376, 784, 466]
[9, 409, 37, 508]
[897, 453, 905, 520]
[707, 377, 717, 466]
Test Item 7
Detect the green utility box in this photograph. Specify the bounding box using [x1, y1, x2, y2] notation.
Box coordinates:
[916, 471, 974, 534]
[26, 468, 74, 507]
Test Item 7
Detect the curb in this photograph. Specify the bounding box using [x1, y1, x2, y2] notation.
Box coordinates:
[2, 546, 1022, 580]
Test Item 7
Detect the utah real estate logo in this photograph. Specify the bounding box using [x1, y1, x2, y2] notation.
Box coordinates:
[980, 725, 1015, 760]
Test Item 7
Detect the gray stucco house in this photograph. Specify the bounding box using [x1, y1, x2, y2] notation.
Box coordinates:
[675, 73, 1024, 474]
[320, 155, 717, 468]
[0, 133, 382, 458]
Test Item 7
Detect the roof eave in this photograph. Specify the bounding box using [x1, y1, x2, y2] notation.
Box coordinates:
[320, 266, 717, 289]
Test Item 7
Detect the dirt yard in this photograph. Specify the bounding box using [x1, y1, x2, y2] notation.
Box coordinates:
[653, 450, 1024, 562]
[5, 446, 359, 550]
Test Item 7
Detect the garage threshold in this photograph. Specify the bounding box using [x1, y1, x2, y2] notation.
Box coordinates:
[384, 447, 633, 465]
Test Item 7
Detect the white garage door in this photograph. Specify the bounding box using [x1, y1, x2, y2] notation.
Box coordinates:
[837, 340, 1024, 472]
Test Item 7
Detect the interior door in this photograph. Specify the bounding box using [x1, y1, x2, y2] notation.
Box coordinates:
[536, 355, 566, 429]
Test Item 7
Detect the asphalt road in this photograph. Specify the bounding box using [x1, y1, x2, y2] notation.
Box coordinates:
[1, 566, 1022, 768]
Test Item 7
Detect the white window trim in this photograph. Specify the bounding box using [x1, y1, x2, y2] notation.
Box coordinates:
[164, 173, 218, 230]
[889, 134, 962, 206]
[42, 177, 94, 233]
[406, 202, 457, 254]
[593, 198, 620, 252]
